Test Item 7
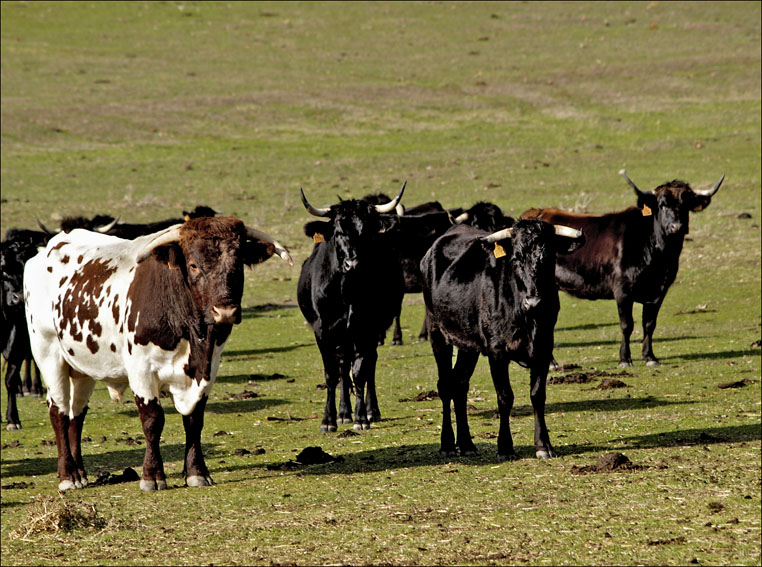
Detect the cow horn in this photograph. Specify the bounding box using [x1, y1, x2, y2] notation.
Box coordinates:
[454, 212, 469, 224]
[395, 203, 405, 216]
[375, 181, 406, 213]
[135, 224, 183, 263]
[696, 174, 725, 197]
[300, 187, 331, 217]
[245, 226, 294, 266]
[619, 169, 652, 197]
[94, 216, 120, 233]
[36, 217, 56, 235]
[553, 225, 583, 238]
[482, 227, 513, 243]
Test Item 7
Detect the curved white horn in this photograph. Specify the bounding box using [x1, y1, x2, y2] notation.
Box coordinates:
[375, 181, 406, 214]
[300, 187, 331, 217]
[619, 169, 651, 197]
[95, 216, 120, 233]
[554, 225, 583, 238]
[454, 212, 469, 224]
[135, 224, 182, 263]
[482, 227, 513, 243]
[696, 174, 725, 197]
[246, 226, 293, 266]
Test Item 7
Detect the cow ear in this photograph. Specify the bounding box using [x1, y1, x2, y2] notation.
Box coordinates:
[377, 214, 399, 234]
[151, 244, 184, 270]
[554, 232, 585, 255]
[304, 221, 332, 242]
[243, 239, 278, 266]
[636, 192, 658, 215]
[687, 193, 712, 212]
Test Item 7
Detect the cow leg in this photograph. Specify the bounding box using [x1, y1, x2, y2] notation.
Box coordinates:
[392, 315, 403, 346]
[488, 357, 516, 461]
[67, 375, 96, 487]
[4, 354, 23, 430]
[615, 295, 634, 367]
[430, 325, 456, 457]
[183, 394, 213, 487]
[365, 364, 381, 424]
[337, 355, 353, 425]
[529, 365, 555, 459]
[452, 349, 479, 456]
[21, 357, 32, 396]
[30, 360, 44, 397]
[641, 297, 664, 366]
[417, 313, 429, 342]
[49, 402, 85, 490]
[351, 343, 377, 430]
[317, 336, 342, 432]
[136, 396, 167, 491]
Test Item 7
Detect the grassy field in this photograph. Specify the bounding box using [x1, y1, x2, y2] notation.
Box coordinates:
[1, 1, 760, 565]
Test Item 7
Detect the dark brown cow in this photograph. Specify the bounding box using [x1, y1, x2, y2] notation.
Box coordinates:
[24, 217, 291, 490]
[520, 170, 724, 367]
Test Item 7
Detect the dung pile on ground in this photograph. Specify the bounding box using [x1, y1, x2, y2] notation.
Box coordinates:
[571, 452, 643, 474]
[594, 378, 630, 390]
[92, 467, 140, 486]
[399, 390, 440, 402]
[10, 495, 109, 539]
[267, 446, 344, 470]
[549, 369, 632, 385]
[717, 378, 753, 389]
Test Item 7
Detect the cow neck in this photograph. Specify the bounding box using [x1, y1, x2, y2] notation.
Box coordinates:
[647, 213, 685, 264]
[128, 256, 230, 385]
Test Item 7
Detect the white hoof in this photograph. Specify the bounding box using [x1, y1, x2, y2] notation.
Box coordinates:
[186, 475, 214, 487]
[140, 479, 168, 491]
[646, 360, 660, 367]
[58, 480, 77, 491]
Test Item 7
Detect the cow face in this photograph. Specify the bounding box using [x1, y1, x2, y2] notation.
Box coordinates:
[621, 170, 724, 237]
[1, 243, 28, 311]
[506, 220, 560, 309]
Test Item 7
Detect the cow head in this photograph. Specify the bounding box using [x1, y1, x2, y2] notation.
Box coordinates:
[135, 217, 291, 325]
[454, 202, 514, 232]
[620, 169, 724, 236]
[483, 220, 583, 310]
[0, 244, 25, 312]
[301, 182, 405, 273]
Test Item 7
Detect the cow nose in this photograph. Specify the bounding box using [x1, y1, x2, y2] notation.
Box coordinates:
[343, 259, 358, 272]
[212, 305, 241, 325]
[9, 292, 21, 306]
[522, 296, 541, 310]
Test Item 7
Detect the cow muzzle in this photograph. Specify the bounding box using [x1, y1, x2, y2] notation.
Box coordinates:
[212, 305, 242, 325]
[522, 296, 541, 310]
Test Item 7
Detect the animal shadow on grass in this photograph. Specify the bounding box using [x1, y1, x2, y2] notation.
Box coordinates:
[555, 334, 699, 349]
[215, 372, 294, 385]
[240, 303, 298, 320]
[1, 443, 211, 480]
[555, 321, 618, 332]
[221, 343, 312, 359]
[115, 397, 288, 417]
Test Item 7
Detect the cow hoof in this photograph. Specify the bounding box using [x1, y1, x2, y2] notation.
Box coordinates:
[140, 479, 168, 491]
[320, 425, 337, 433]
[58, 480, 78, 491]
[618, 361, 633, 368]
[439, 449, 457, 458]
[337, 418, 353, 425]
[186, 475, 214, 488]
[497, 453, 518, 462]
[6, 423, 21, 431]
[392, 340, 403, 346]
[646, 360, 660, 367]
[536, 449, 557, 459]
[353, 423, 370, 431]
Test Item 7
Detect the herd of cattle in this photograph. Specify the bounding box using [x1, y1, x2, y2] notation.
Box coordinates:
[0, 170, 723, 490]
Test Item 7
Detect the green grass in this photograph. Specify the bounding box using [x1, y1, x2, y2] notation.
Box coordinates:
[1, 1, 760, 565]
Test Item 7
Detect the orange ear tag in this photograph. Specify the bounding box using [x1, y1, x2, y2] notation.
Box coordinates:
[313, 233, 325, 243]
[184, 215, 191, 222]
[493, 243, 506, 258]
[641, 205, 652, 217]
[168, 262, 176, 270]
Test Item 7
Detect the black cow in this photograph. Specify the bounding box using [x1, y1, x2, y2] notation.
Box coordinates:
[1, 230, 49, 429]
[420, 220, 583, 461]
[101, 205, 222, 240]
[297, 184, 406, 432]
[520, 170, 724, 367]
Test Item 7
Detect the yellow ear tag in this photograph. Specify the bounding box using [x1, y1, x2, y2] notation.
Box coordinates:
[493, 243, 506, 258]
[168, 262, 176, 270]
[641, 205, 652, 217]
[313, 233, 325, 243]
[184, 215, 191, 222]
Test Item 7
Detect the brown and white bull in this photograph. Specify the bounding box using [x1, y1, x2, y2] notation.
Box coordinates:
[24, 217, 292, 491]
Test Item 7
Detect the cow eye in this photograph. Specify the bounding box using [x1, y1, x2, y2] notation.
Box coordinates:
[188, 262, 199, 272]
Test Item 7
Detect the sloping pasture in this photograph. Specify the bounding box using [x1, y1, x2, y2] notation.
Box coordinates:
[1, 2, 760, 565]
